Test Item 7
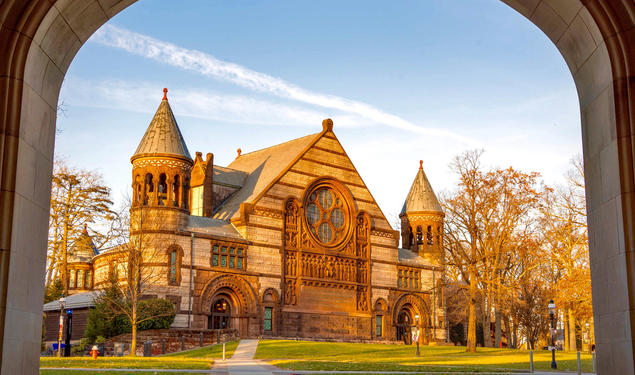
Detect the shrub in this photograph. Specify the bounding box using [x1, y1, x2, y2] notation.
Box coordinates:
[137, 298, 175, 330]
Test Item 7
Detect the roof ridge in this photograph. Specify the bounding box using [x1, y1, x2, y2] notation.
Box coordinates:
[234, 131, 321, 158]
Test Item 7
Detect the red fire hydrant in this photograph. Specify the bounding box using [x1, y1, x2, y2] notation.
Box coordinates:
[90, 345, 99, 360]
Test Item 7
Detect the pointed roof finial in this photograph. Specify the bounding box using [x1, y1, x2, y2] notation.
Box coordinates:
[163, 88, 168, 101]
[419, 160, 423, 170]
[322, 118, 333, 132]
[237, 148, 242, 158]
[83, 223, 88, 232]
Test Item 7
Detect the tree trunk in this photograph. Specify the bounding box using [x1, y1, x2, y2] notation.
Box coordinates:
[495, 308, 501, 348]
[482, 296, 492, 347]
[503, 313, 511, 348]
[568, 309, 577, 351]
[466, 269, 477, 352]
[512, 319, 518, 349]
[130, 307, 137, 357]
[564, 310, 570, 351]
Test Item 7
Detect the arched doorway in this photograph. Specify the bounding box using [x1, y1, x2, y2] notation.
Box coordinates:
[396, 308, 412, 344]
[208, 296, 232, 330]
[1, 1, 634, 374]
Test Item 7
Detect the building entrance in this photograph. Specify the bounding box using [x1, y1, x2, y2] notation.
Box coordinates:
[208, 298, 231, 330]
[396, 310, 412, 344]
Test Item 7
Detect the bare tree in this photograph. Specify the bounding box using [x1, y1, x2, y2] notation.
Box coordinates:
[47, 160, 114, 292]
[98, 199, 174, 355]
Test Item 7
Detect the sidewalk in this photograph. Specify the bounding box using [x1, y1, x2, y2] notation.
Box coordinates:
[212, 339, 280, 375]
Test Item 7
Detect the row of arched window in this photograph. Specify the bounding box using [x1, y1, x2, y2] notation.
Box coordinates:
[68, 268, 92, 290]
[133, 172, 190, 209]
[408, 225, 441, 248]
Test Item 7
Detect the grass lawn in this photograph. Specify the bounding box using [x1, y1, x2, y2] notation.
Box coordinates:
[39, 356, 212, 370]
[256, 340, 594, 373]
[162, 340, 239, 358]
[39, 341, 239, 371]
[41, 371, 208, 375]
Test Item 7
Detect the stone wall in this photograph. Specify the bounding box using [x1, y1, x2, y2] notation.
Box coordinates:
[101, 328, 238, 356]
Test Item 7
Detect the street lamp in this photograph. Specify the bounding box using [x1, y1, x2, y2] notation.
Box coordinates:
[548, 299, 557, 369]
[57, 295, 66, 357]
[414, 314, 420, 357]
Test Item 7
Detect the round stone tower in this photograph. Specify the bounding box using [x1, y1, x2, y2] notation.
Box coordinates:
[130, 88, 193, 231]
[399, 160, 444, 264]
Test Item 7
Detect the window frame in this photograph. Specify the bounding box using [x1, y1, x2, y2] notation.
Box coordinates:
[211, 241, 246, 270]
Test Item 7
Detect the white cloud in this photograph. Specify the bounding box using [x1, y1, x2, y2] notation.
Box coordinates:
[61, 78, 369, 128]
[90, 24, 478, 145]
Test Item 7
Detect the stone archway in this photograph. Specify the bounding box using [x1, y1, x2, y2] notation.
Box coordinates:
[198, 274, 258, 336]
[0, 1, 633, 373]
[392, 293, 432, 345]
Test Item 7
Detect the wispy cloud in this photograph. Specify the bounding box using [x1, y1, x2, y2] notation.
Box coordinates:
[62, 78, 368, 128]
[91, 24, 477, 145]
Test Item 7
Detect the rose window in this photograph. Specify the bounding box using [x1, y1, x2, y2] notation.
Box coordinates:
[305, 187, 348, 244]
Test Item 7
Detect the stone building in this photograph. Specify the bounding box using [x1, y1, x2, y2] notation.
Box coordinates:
[67, 89, 447, 343]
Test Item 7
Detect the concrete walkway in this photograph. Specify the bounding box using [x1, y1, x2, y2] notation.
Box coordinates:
[212, 339, 279, 375]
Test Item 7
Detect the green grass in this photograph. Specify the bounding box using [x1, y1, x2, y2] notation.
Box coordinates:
[162, 340, 239, 358]
[40, 340, 240, 371]
[41, 371, 208, 375]
[256, 340, 594, 373]
[40, 356, 213, 370]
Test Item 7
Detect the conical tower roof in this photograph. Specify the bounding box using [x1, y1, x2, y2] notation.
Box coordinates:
[132, 88, 191, 162]
[69, 224, 99, 263]
[400, 160, 443, 215]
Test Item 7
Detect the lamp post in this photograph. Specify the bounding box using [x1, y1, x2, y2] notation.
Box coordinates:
[57, 295, 66, 357]
[548, 299, 557, 369]
[414, 314, 420, 357]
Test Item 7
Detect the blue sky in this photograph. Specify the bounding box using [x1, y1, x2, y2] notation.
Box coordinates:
[56, 0, 581, 223]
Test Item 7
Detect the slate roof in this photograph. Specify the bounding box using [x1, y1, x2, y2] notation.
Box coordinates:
[43, 291, 101, 311]
[212, 132, 322, 221]
[187, 216, 245, 240]
[213, 165, 248, 188]
[132, 92, 191, 161]
[397, 248, 440, 268]
[400, 162, 443, 215]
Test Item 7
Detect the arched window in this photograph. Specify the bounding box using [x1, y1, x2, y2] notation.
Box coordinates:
[158, 173, 167, 206]
[182, 178, 190, 209]
[173, 175, 180, 207]
[134, 175, 142, 204]
[77, 270, 84, 289]
[427, 226, 433, 245]
[85, 270, 92, 289]
[167, 246, 182, 285]
[416, 226, 423, 245]
[144, 173, 153, 205]
[69, 269, 76, 289]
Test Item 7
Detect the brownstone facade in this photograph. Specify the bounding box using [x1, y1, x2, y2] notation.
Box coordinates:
[72, 91, 446, 343]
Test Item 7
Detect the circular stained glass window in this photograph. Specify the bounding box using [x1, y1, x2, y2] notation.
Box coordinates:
[305, 186, 349, 244]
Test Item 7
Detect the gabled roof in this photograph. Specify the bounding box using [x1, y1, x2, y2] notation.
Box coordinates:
[212, 131, 322, 221]
[132, 89, 191, 162]
[400, 161, 443, 215]
[43, 291, 101, 311]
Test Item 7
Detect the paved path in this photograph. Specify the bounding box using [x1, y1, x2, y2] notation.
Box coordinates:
[212, 339, 279, 375]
